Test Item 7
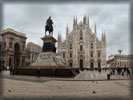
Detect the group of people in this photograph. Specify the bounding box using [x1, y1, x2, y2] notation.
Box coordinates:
[109, 67, 133, 77]
[0, 66, 14, 75]
[36, 68, 40, 78]
[95, 67, 133, 78]
[80, 67, 133, 78]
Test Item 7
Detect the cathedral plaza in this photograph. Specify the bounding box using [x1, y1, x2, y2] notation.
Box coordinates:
[0, 16, 133, 100]
[0, 2, 133, 100]
[0, 16, 132, 99]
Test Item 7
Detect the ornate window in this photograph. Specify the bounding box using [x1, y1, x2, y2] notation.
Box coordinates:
[90, 52, 93, 57]
[4, 42, 6, 48]
[98, 52, 100, 57]
[80, 45, 83, 51]
[70, 53, 72, 58]
[80, 30, 83, 40]
[91, 43, 93, 49]
[70, 43, 72, 49]
[63, 53, 65, 58]
[9, 42, 12, 48]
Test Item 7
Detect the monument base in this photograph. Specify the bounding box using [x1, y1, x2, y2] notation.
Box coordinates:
[13, 35, 79, 77]
[13, 67, 79, 77]
[14, 52, 79, 77]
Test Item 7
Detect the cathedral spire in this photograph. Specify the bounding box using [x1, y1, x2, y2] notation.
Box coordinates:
[101, 32, 104, 40]
[58, 32, 61, 46]
[66, 24, 69, 40]
[58, 32, 60, 41]
[101, 30, 104, 40]
[94, 23, 97, 34]
[88, 16, 90, 27]
[75, 15, 77, 24]
[103, 30, 106, 41]
[60, 32, 62, 43]
[57, 32, 62, 54]
[73, 17, 76, 25]
[73, 16, 76, 29]
[83, 15, 87, 24]
[66, 24, 68, 34]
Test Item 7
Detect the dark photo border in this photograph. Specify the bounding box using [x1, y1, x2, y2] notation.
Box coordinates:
[0, 0, 133, 100]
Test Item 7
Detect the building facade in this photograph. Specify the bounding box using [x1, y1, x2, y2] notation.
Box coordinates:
[26, 42, 42, 66]
[0, 40, 4, 68]
[107, 54, 133, 68]
[1, 28, 27, 68]
[58, 16, 106, 69]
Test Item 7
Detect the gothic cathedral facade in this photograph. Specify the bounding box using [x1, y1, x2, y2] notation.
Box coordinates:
[58, 16, 106, 69]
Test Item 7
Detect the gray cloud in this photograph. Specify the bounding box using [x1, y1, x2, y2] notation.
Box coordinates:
[3, 3, 130, 58]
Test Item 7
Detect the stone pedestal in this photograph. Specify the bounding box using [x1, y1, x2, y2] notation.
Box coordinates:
[41, 35, 57, 53]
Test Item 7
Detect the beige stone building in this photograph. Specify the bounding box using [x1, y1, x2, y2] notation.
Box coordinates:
[26, 42, 42, 66]
[107, 54, 133, 68]
[0, 40, 4, 67]
[58, 16, 106, 69]
[1, 28, 27, 68]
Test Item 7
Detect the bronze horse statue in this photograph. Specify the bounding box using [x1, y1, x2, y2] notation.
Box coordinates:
[45, 16, 53, 36]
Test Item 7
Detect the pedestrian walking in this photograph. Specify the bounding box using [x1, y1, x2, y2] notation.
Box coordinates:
[110, 69, 113, 76]
[9, 66, 13, 75]
[105, 68, 107, 72]
[112, 68, 115, 75]
[121, 69, 124, 76]
[132, 67, 133, 76]
[116, 68, 119, 75]
[12, 66, 14, 75]
[127, 68, 130, 77]
[36, 68, 40, 78]
[124, 66, 127, 73]
[107, 69, 111, 80]
[0, 67, 2, 74]
[98, 68, 101, 74]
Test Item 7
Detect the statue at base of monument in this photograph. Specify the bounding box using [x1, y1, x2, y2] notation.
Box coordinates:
[45, 16, 53, 36]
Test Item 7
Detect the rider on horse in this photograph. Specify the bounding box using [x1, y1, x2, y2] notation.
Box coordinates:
[45, 16, 53, 36]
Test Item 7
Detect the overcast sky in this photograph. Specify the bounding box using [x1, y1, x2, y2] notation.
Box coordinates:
[3, 2, 130, 59]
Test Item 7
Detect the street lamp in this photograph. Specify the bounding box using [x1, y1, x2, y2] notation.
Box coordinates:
[118, 49, 123, 68]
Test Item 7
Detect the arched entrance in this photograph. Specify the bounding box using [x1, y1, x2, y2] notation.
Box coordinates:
[69, 60, 73, 67]
[69, 62, 72, 67]
[98, 62, 101, 68]
[14, 43, 20, 67]
[79, 59, 83, 69]
[9, 58, 12, 67]
[90, 62, 94, 68]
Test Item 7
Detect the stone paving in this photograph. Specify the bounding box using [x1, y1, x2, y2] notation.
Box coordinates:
[0, 70, 132, 100]
[0, 78, 131, 100]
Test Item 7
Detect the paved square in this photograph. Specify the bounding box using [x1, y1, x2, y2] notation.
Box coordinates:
[1, 78, 130, 99]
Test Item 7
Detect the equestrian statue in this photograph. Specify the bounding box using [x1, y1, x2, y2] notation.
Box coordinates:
[45, 16, 54, 36]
